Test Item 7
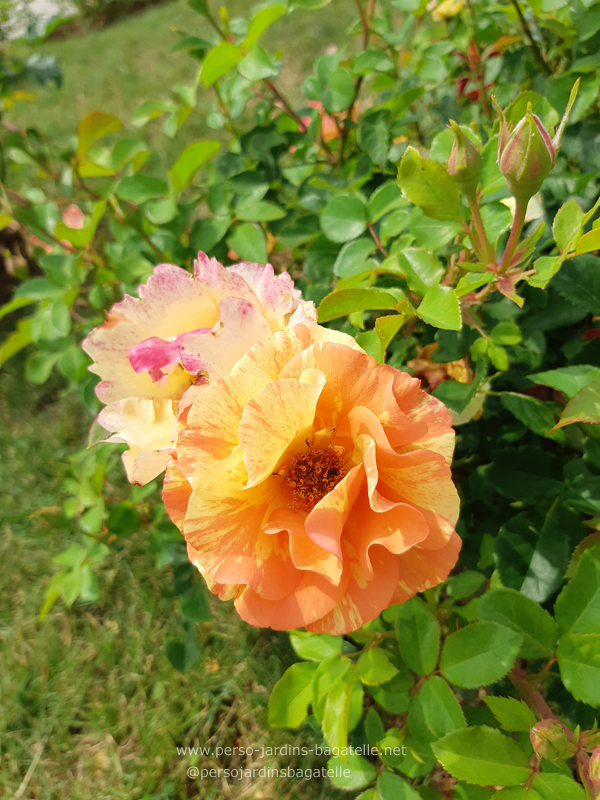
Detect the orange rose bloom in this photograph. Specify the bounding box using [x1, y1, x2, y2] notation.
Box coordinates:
[163, 323, 461, 634]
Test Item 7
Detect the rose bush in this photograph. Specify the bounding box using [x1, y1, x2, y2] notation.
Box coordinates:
[3, 0, 600, 796]
[83, 253, 315, 483]
[162, 322, 460, 633]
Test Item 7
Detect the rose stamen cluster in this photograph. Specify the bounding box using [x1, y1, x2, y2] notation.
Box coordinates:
[276, 442, 346, 511]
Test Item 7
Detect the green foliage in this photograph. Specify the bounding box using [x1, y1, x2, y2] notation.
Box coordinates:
[3, 0, 600, 797]
[268, 661, 319, 727]
[433, 726, 531, 786]
[439, 622, 522, 689]
[394, 597, 440, 676]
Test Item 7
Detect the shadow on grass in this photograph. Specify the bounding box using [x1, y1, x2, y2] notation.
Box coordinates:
[0, 358, 347, 799]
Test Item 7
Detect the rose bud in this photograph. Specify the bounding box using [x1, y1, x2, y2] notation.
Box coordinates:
[497, 103, 555, 205]
[530, 720, 568, 762]
[492, 80, 580, 206]
[447, 120, 483, 198]
[590, 745, 600, 793]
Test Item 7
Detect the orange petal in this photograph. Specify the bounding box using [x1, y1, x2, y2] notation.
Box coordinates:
[162, 457, 192, 531]
[305, 463, 364, 559]
[183, 447, 300, 601]
[306, 545, 400, 635]
[264, 507, 343, 586]
[393, 370, 455, 464]
[178, 368, 271, 482]
[280, 343, 401, 431]
[358, 431, 400, 513]
[235, 570, 348, 630]
[345, 490, 430, 579]
[238, 376, 324, 488]
[186, 541, 239, 601]
[378, 447, 460, 535]
[392, 530, 462, 604]
[340, 386, 429, 451]
[231, 323, 361, 381]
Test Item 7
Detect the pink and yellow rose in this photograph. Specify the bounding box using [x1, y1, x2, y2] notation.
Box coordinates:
[83, 253, 316, 485]
[163, 323, 461, 635]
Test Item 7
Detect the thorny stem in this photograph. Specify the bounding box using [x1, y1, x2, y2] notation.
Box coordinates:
[205, 12, 228, 42]
[498, 200, 527, 273]
[368, 222, 388, 257]
[319, 129, 335, 161]
[462, 309, 487, 338]
[264, 79, 306, 130]
[510, 0, 550, 77]
[475, 71, 492, 119]
[350, 0, 375, 121]
[354, 0, 370, 49]
[468, 196, 496, 265]
[510, 664, 560, 723]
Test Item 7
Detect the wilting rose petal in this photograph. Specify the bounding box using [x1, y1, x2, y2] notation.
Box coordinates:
[164, 322, 461, 634]
[83, 253, 316, 484]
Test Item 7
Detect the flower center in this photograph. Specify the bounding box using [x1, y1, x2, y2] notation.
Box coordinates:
[276, 441, 346, 512]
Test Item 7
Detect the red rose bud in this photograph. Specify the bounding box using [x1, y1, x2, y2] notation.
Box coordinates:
[530, 720, 568, 762]
[498, 104, 555, 205]
[447, 120, 483, 198]
[590, 746, 600, 792]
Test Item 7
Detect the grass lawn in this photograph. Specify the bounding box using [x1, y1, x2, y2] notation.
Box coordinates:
[11, 0, 357, 163]
[0, 357, 348, 799]
[2, 4, 360, 796]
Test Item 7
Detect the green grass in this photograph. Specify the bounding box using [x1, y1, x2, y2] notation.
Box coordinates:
[11, 0, 357, 164]
[1, 5, 360, 795]
[0, 358, 349, 798]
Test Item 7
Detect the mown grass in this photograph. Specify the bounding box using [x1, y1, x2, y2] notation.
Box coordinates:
[0, 358, 349, 798]
[10, 0, 357, 164]
[1, 4, 360, 795]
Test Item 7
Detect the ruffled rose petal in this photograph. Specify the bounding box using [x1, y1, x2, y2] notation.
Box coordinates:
[184, 447, 300, 601]
[393, 370, 455, 464]
[178, 368, 272, 482]
[281, 343, 406, 432]
[193, 252, 258, 301]
[304, 464, 364, 560]
[228, 261, 311, 332]
[392, 531, 462, 604]
[346, 490, 430, 579]
[231, 324, 362, 381]
[235, 570, 349, 630]
[186, 541, 239, 601]
[162, 457, 192, 530]
[264, 507, 342, 585]
[377, 447, 460, 533]
[128, 327, 210, 376]
[238, 377, 325, 488]
[306, 545, 400, 635]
